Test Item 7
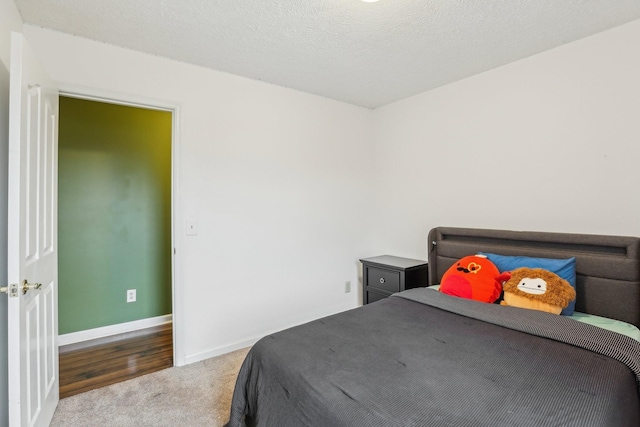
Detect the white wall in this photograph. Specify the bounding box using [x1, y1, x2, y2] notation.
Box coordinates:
[0, 0, 23, 425]
[21, 25, 375, 364]
[0, 0, 21, 64]
[371, 18, 640, 259]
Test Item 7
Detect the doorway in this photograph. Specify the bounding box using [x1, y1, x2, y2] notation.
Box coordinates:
[57, 95, 175, 392]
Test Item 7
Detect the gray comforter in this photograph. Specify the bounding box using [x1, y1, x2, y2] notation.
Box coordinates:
[226, 288, 640, 426]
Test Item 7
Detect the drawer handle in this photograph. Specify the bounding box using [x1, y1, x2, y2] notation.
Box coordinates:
[379, 278, 385, 284]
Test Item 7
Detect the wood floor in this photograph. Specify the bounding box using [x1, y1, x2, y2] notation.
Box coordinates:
[59, 323, 173, 399]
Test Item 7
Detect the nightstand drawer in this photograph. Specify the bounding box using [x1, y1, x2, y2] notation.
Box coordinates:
[367, 267, 400, 293]
[366, 290, 389, 304]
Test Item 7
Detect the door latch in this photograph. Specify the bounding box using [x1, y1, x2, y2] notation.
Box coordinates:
[1, 283, 20, 298]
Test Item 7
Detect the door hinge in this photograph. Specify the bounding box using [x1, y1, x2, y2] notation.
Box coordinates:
[0, 283, 20, 298]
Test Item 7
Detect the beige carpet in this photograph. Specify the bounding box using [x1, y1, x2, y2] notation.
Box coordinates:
[51, 347, 251, 427]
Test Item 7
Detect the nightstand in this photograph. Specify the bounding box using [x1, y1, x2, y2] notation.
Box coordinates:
[360, 255, 429, 305]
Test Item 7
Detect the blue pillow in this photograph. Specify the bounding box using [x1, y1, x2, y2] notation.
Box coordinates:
[478, 253, 576, 316]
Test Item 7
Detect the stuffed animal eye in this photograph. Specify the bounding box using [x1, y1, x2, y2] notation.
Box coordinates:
[466, 262, 481, 273]
[516, 277, 547, 295]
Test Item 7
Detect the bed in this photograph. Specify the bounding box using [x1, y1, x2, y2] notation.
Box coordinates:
[226, 227, 640, 426]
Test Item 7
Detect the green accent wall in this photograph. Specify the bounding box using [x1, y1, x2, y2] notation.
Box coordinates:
[58, 97, 172, 334]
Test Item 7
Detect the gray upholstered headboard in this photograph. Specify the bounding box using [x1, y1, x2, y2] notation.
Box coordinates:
[427, 227, 640, 328]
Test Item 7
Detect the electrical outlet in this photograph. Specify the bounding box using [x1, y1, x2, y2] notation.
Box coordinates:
[345, 281, 351, 293]
[127, 289, 136, 303]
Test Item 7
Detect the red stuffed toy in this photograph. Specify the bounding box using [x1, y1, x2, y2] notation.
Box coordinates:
[440, 255, 510, 303]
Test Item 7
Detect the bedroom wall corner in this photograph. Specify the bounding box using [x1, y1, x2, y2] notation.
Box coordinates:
[370, 18, 640, 256]
[0, 0, 22, 65]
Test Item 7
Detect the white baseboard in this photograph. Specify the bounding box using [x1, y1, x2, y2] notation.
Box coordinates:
[58, 314, 173, 347]
[183, 335, 260, 365]
[181, 303, 357, 366]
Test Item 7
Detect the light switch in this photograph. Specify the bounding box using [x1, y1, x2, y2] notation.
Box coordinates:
[185, 218, 198, 236]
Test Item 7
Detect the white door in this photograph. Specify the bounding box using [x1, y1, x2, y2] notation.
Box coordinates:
[7, 32, 59, 427]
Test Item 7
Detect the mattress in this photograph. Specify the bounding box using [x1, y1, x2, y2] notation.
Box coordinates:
[226, 288, 640, 427]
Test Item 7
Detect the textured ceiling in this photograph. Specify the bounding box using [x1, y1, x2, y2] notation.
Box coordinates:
[13, 0, 640, 109]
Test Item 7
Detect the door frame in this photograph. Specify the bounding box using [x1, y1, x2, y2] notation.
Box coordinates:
[57, 85, 184, 366]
